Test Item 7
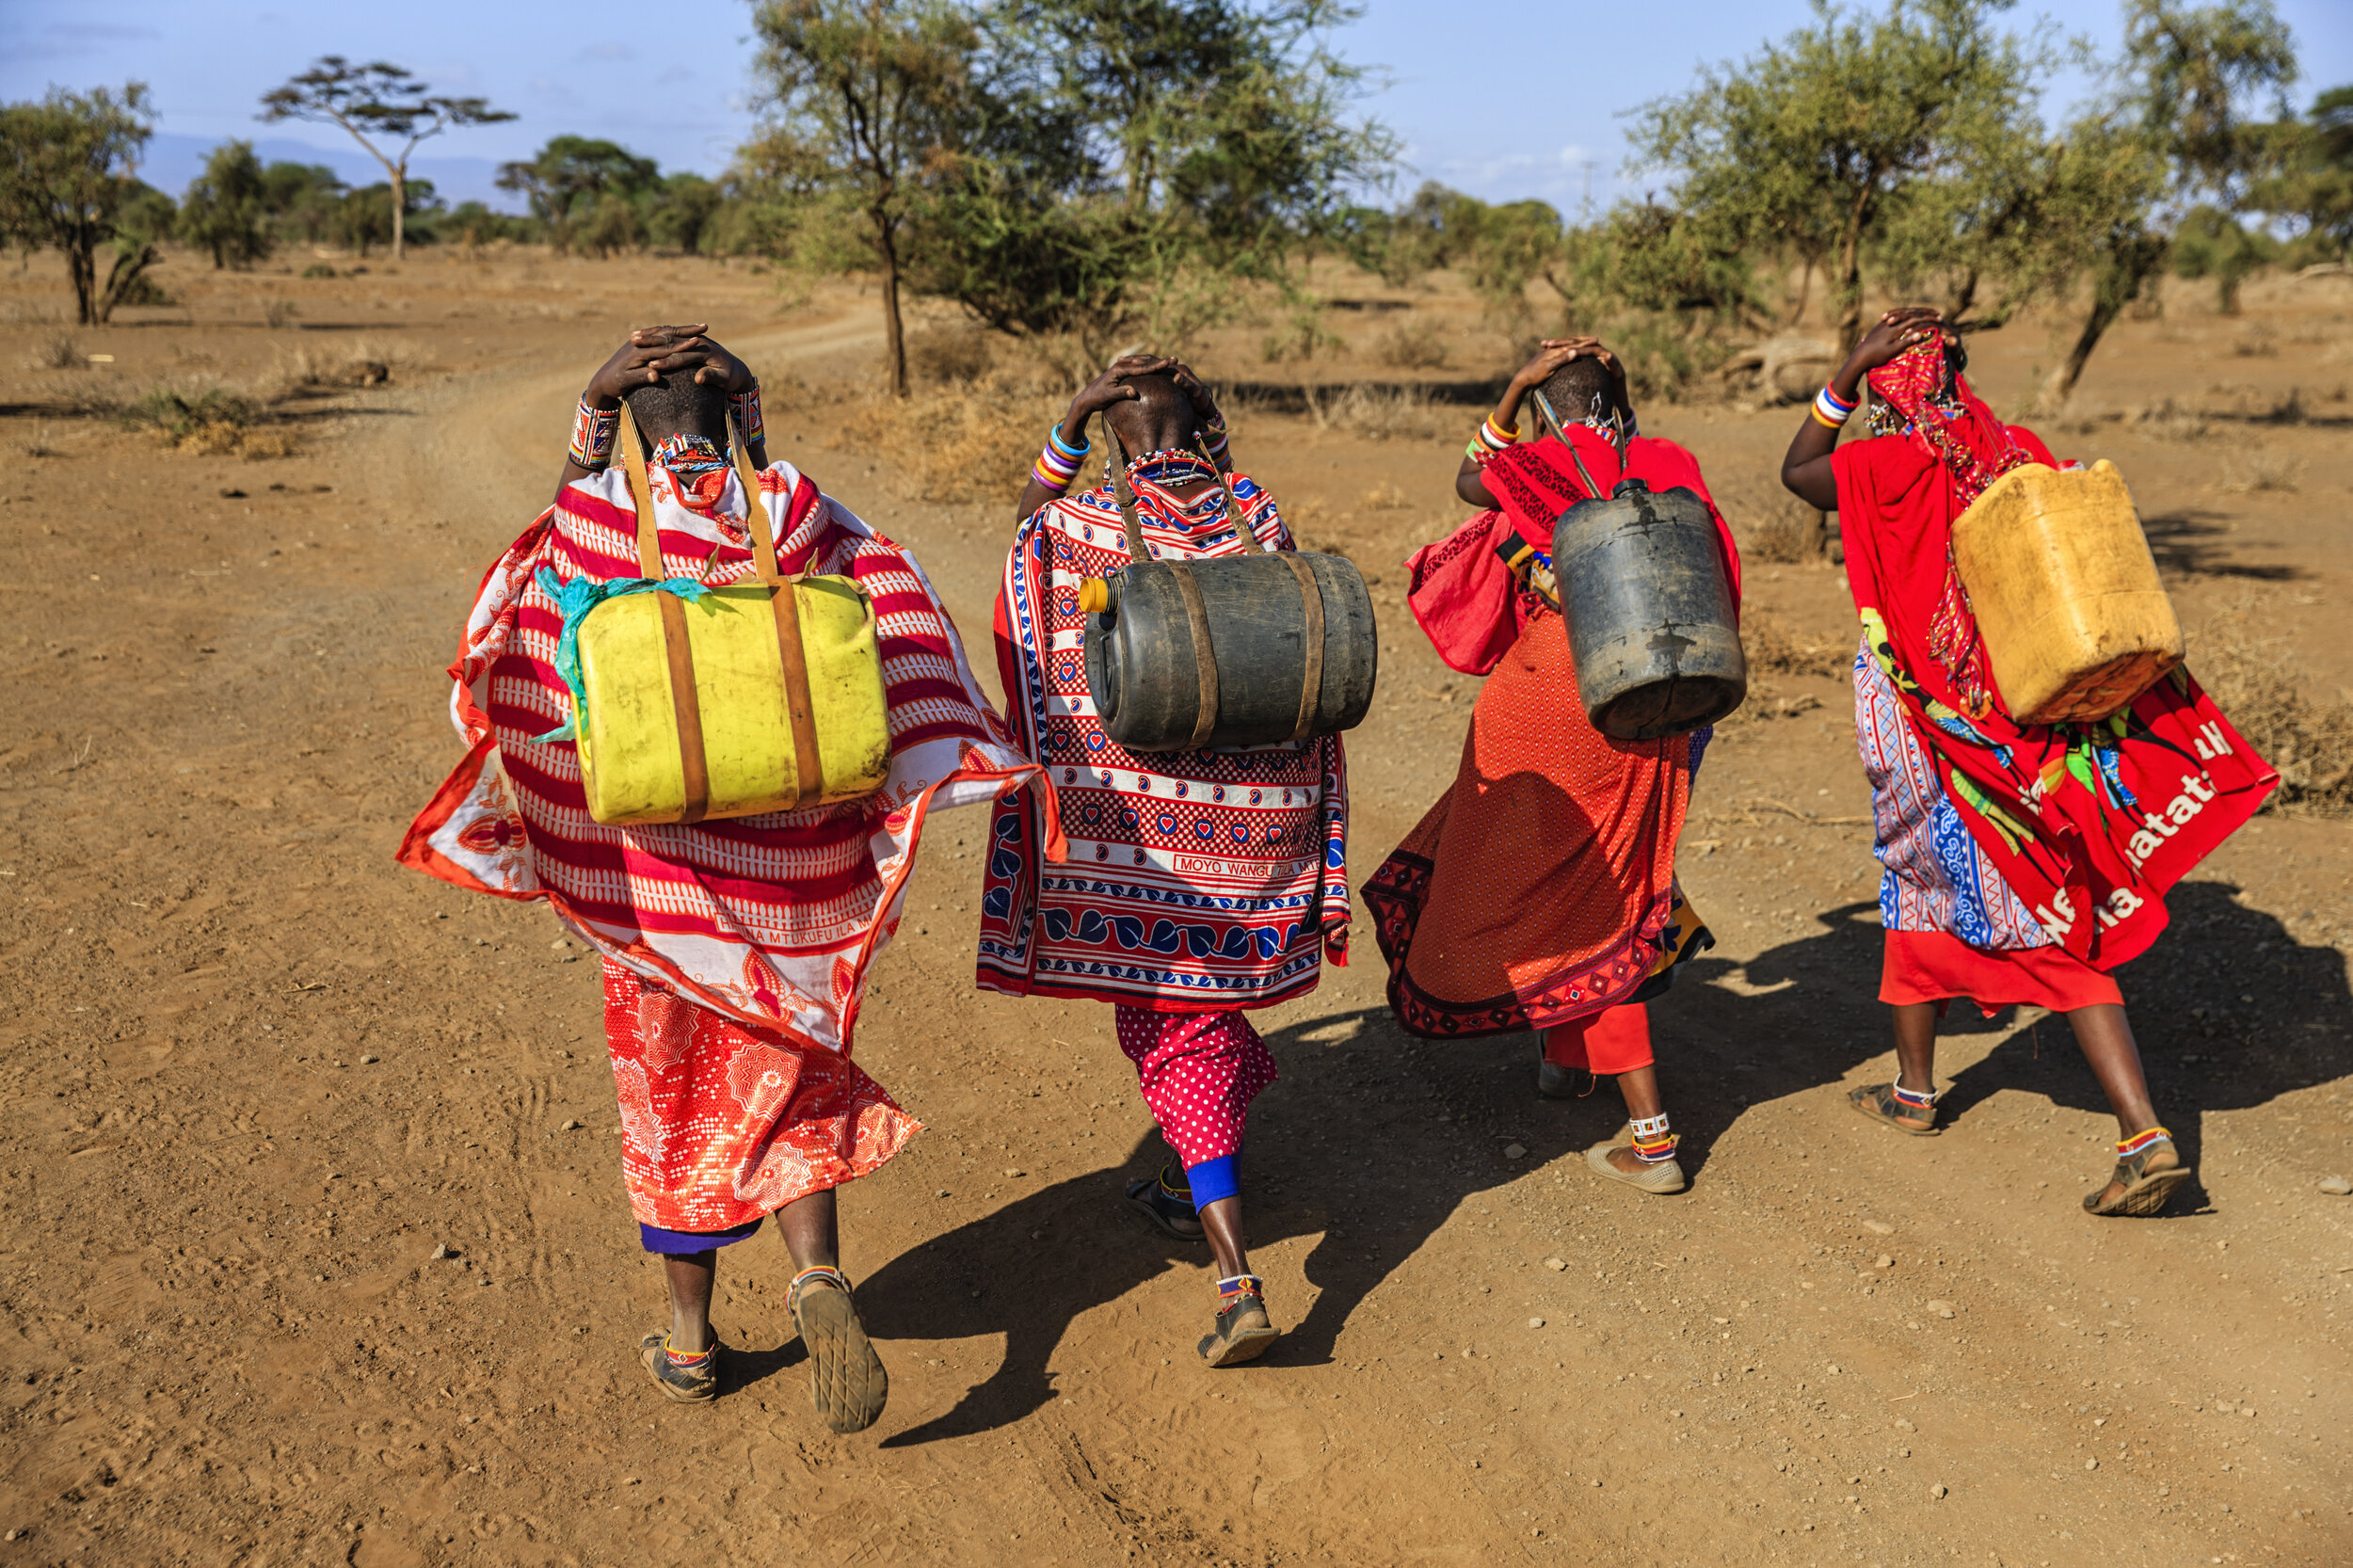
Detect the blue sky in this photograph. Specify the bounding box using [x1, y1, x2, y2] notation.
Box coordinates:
[5, 0, 2348, 213]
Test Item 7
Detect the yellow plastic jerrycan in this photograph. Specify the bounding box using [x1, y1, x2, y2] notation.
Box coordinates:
[1950, 458, 2184, 727]
[570, 408, 889, 826]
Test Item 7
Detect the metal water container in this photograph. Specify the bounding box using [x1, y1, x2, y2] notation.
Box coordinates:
[1080, 454, 1377, 753]
[1551, 470, 1746, 741]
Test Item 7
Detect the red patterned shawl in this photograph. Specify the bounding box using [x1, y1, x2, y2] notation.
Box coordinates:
[1833, 344, 2277, 968]
[399, 456, 1049, 1054]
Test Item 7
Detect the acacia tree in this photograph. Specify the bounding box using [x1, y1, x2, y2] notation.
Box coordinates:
[0, 83, 171, 325]
[259, 57, 513, 262]
[918, 0, 1394, 359]
[2045, 0, 2297, 399]
[1628, 0, 2041, 349]
[496, 136, 661, 252]
[179, 138, 272, 268]
[750, 0, 984, 396]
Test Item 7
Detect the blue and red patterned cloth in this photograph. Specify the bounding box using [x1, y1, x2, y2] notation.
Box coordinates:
[977, 455, 1350, 1013]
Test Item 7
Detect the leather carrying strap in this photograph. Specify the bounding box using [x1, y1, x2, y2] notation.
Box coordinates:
[1196, 434, 1323, 743]
[617, 405, 710, 823]
[1110, 426, 1219, 750]
[728, 411, 823, 810]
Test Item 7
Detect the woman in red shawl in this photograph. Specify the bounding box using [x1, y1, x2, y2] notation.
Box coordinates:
[1364, 340, 1735, 1195]
[1781, 308, 2276, 1217]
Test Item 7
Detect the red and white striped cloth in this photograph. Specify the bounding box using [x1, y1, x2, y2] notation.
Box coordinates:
[400, 454, 1058, 1055]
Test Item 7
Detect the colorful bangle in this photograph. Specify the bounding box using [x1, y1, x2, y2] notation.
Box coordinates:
[569, 398, 618, 469]
[728, 383, 765, 446]
[1812, 384, 1857, 429]
[1033, 425, 1087, 491]
[1628, 1112, 1678, 1163]
[1476, 414, 1520, 455]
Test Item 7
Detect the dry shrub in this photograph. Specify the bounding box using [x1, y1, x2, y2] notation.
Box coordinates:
[2133, 398, 2213, 442]
[1359, 479, 1410, 509]
[120, 385, 296, 459]
[1304, 382, 1439, 441]
[262, 297, 299, 328]
[2230, 322, 2278, 358]
[29, 332, 81, 370]
[2193, 596, 2353, 811]
[862, 378, 1062, 504]
[1715, 476, 1825, 563]
[1369, 319, 1449, 371]
[2220, 451, 2303, 493]
[1742, 605, 1852, 679]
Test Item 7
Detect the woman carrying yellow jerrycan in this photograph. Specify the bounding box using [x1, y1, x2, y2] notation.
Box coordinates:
[402, 326, 1053, 1430]
[1780, 308, 2277, 1217]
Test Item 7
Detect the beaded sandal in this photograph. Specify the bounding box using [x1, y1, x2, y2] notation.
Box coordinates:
[789, 1266, 889, 1433]
[638, 1330, 720, 1403]
[1125, 1163, 1207, 1242]
[2083, 1127, 2192, 1217]
[1198, 1273, 1280, 1368]
[1848, 1080, 1942, 1136]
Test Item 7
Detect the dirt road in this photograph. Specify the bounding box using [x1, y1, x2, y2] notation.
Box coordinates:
[1, 253, 2348, 1567]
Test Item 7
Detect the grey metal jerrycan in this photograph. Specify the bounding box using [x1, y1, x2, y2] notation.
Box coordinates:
[1079, 440, 1377, 754]
[1548, 440, 1746, 741]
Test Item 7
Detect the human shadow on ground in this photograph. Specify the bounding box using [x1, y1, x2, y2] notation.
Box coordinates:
[1730, 881, 2352, 1211]
[849, 883, 2345, 1443]
[2142, 508, 2305, 581]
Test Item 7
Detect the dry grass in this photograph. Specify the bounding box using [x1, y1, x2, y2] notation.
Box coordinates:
[1359, 479, 1411, 510]
[27, 332, 82, 371]
[2133, 398, 2214, 442]
[1369, 319, 1449, 371]
[2220, 451, 2304, 493]
[1715, 476, 1828, 563]
[2230, 322, 2279, 358]
[262, 297, 299, 328]
[2193, 593, 2353, 812]
[1303, 382, 1442, 441]
[850, 376, 1061, 504]
[118, 383, 297, 460]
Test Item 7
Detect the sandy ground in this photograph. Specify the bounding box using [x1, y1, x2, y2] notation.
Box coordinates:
[1, 247, 2349, 1567]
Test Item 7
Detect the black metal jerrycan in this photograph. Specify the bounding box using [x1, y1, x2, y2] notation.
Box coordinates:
[1550, 448, 1746, 741]
[1080, 444, 1377, 754]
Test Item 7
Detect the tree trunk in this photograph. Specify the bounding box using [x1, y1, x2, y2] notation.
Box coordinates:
[876, 214, 907, 398]
[391, 165, 407, 263]
[1786, 256, 1815, 328]
[2049, 234, 2165, 404]
[1835, 180, 1876, 351]
[68, 231, 97, 327]
[93, 244, 159, 326]
[1945, 267, 1979, 322]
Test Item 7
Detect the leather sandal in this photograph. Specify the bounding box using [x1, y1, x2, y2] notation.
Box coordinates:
[1125, 1165, 1207, 1242]
[1198, 1274, 1280, 1368]
[789, 1266, 888, 1433]
[1848, 1080, 1940, 1136]
[2083, 1132, 2192, 1217]
[638, 1330, 720, 1403]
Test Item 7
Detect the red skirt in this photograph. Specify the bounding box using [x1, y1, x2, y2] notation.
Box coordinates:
[603, 963, 919, 1233]
[1880, 930, 2122, 1016]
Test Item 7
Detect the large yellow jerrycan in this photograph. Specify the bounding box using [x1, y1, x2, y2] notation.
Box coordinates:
[1950, 458, 2183, 726]
[570, 407, 890, 825]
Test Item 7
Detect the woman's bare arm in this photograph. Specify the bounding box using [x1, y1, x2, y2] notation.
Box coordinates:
[1779, 308, 1949, 512]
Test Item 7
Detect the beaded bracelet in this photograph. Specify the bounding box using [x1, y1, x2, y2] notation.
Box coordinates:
[1628, 1111, 1678, 1163]
[1032, 424, 1088, 491]
[1200, 421, 1231, 468]
[729, 383, 765, 446]
[569, 398, 619, 469]
[1812, 383, 1858, 429]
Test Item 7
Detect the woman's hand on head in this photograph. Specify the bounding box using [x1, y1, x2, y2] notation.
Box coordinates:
[1510, 337, 1623, 392]
[1164, 360, 1222, 427]
[1068, 355, 1176, 424]
[584, 324, 717, 407]
[1843, 308, 1950, 380]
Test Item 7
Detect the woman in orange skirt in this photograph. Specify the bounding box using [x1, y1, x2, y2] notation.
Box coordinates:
[1365, 341, 1734, 1193]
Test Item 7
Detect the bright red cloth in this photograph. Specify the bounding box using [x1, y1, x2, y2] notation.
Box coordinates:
[1112, 1006, 1275, 1169]
[602, 962, 918, 1232]
[1833, 346, 2277, 968]
[1879, 929, 2121, 1016]
[1405, 426, 1741, 678]
[1541, 1002, 1654, 1075]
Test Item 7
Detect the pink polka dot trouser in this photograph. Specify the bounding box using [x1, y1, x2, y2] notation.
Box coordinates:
[1112, 1006, 1276, 1172]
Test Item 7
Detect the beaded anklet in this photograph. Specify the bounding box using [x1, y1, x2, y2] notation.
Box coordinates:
[663, 1334, 716, 1368]
[1628, 1112, 1679, 1164]
[2116, 1126, 2171, 1160]
[1890, 1080, 1940, 1112]
[1216, 1273, 1264, 1303]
